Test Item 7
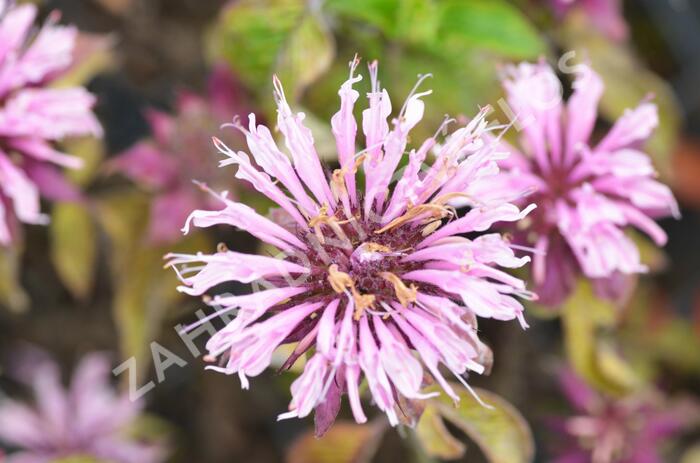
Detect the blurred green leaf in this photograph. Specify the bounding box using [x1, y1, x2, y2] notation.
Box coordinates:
[277, 10, 335, 101]
[436, 0, 546, 58]
[325, 0, 401, 36]
[50, 202, 97, 300]
[61, 136, 105, 187]
[561, 280, 639, 394]
[621, 287, 700, 379]
[415, 404, 466, 460]
[0, 245, 28, 312]
[559, 13, 681, 181]
[212, 0, 334, 102]
[96, 190, 208, 372]
[286, 420, 386, 463]
[418, 384, 534, 463]
[52, 457, 107, 463]
[326, 0, 545, 58]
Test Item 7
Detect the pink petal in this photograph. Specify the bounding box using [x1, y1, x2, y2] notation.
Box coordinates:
[166, 251, 310, 296]
[2, 21, 76, 90]
[182, 188, 307, 251]
[0, 88, 101, 140]
[0, 151, 47, 226]
[273, 76, 335, 208]
[213, 137, 307, 227]
[596, 102, 658, 154]
[23, 161, 82, 202]
[564, 65, 603, 166]
[331, 58, 362, 203]
[0, 4, 36, 67]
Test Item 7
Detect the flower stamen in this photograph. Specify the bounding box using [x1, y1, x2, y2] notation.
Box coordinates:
[380, 272, 418, 307]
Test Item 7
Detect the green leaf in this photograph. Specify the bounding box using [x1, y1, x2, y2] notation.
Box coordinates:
[418, 384, 534, 463]
[60, 136, 105, 187]
[276, 10, 335, 101]
[96, 190, 210, 372]
[326, 0, 545, 58]
[325, 0, 400, 35]
[286, 420, 386, 463]
[561, 280, 639, 394]
[436, 0, 546, 59]
[50, 202, 97, 300]
[212, 0, 334, 102]
[558, 13, 681, 181]
[415, 404, 466, 460]
[0, 245, 28, 312]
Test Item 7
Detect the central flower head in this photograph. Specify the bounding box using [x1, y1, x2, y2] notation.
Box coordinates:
[167, 58, 535, 430]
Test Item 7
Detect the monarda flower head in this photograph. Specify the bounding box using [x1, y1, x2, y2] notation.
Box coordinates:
[0, 351, 165, 463]
[111, 64, 251, 244]
[0, 0, 102, 246]
[167, 58, 535, 430]
[490, 61, 678, 307]
[551, 370, 698, 463]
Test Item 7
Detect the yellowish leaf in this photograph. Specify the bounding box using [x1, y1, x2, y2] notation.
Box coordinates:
[50, 202, 97, 300]
[415, 404, 466, 460]
[562, 280, 639, 394]
[0, 245, 28, 312]
[420, 384, 534, 463]
[286, 420, 386, 463]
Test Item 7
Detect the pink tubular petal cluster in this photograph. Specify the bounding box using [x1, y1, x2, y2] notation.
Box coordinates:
[110, 65, 250, 244]
[167, 58, 535, 428]
[0, 2, 102, 246]
[0, 352, 165, 463]
[493, 61, 678, 307]
[553, 370, 694, 463]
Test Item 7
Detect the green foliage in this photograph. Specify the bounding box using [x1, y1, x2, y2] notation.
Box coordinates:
[561, 281, 640, 395]
[415, 404, 466, 459]
[61, 137, 105, 188]
[212, 0, 547, 128]
[436, 0, 546, 58]
[415, 384, 534, 463]
[286, 420, 386, 463]
[0, 245, 28, 312]
[95, 190, 209, 374]
[211, 0, 335, 102]
[50, 202, 98, 300]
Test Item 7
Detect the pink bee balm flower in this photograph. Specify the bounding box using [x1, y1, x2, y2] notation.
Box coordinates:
[551, 370, 698, 463]
[490, 61, 679, 307]
[0, 1, 102, 246]
[550, 0, 628, 41]
[110, 64, 251, 244]
[0, 352, 165, 463]
[167, 59, 536, 432]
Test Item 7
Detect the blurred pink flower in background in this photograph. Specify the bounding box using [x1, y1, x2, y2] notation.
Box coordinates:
[110, 64, 251, 244]
[489, 61, 678, 307]
[552, 370, 698, 463]
[0, 0, 102, 246]
[167, 59, 536, 434]
[0, 351, 165, 463]
[551, 0, 628, 41]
